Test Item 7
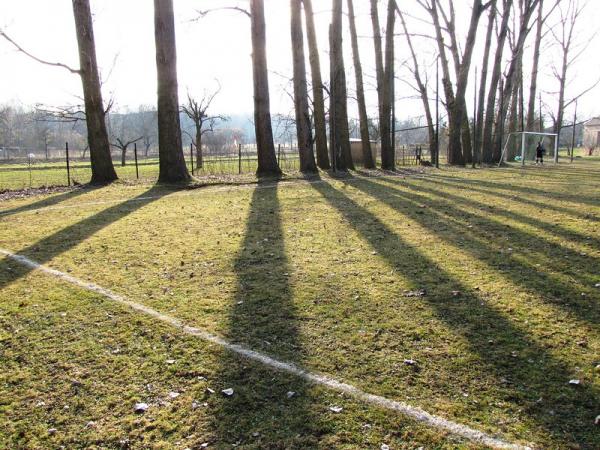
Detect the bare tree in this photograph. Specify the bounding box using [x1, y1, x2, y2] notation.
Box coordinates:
[371, 0, 396, 170]
[302, 0, 330, 169]
[426, 0, 489, 165]
[396, 6, 435, 159]
[290, 0, 317, 173]
[71, 0, 119, 183]
[111, 136, 143, 166]
[347, 0, 375, 168]
[250, 0, 282, 176]
[181, 87, 227, 168]
[526, 0, 545, 131]
[481, 0, 513, 163]
[134, 105, 158, 157]
[154, 0, 190, 182]
[329, 0, 353, 171]
[474, 0, 497, 162]
[1, 1, 118, 183]
[549, 0, 597, 146]
[491, 0, 540, 160]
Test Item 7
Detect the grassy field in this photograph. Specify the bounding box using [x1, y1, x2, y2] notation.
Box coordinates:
[0, 154, 304, 191]
[0, 160, 599, 449]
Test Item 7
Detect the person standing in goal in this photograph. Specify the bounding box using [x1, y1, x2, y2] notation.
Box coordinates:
[535, 141, 546, 164]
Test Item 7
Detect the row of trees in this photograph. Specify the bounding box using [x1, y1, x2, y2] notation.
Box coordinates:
[400, 0, 595, 165]
[2, 0, 594, 183]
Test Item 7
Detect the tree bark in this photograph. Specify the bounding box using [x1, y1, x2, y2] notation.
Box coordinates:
[371, 0, 395, 170]
[329, 0, 353, 171]
[154, 0, 190, 183]
[195, 124, 203, 168]
[347, 0, 375, 168]
[291, 0, 317, 173]
[396, 6, 435, 158]
[250, 0, 281, 176]
[482, 0, 513, 163]
[474, 0, 496, 162]
[434, 0, 485, 166]
[302, 0, 330, 169]
[370, 0, 387, 168]
[492, 0, 538, 160]
[72, 0, 117, 184]
[527, 0, 543, 131]
[430, 1, 459, 165]
[382, 0, 396, 170]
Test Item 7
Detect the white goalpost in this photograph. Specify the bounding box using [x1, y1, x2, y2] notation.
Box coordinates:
[499, 131, 559, 166]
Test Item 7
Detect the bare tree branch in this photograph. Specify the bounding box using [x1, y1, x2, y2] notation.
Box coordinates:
[0, 29, 81, 74]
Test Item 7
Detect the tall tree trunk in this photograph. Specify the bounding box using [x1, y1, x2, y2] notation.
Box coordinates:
[460, 98, 473, 164]
[527, 0, 543, 131]
[347, 0, 375, 168]
[72, 0, 117, 184]
[250, 0, 281, 176]
[554, 46, 568, 140]
[370, 0, 388, 168]
[121, 146, 126, 166]
[396, 6, 435, 157]
[482, 0, 513, 163]
[302, 0, 330, 169]
[329, 0, 352, 171]
[291, 0, 317, 173]
[154, 0, 190, 183]
[381, 0, 396, 170]
[195, 124, 203, 168]
[429, 0, 460, 165]
[437, 1, 484, 166]
[492, 1, 538, 160]
[507, 77, 520, 159]
[475, 0, 496, 163]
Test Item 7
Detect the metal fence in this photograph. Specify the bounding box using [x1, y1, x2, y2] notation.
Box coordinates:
[0, 142, 431, 191]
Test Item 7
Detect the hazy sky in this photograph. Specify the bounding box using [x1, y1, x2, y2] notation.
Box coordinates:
[1, 0, 599, 124]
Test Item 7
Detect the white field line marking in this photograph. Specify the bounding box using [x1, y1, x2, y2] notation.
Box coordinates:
[0, 248, 532, 450]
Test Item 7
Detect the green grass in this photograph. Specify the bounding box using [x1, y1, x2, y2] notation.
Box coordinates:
[0, 154, 303, 191]
[1, 160, 599, 448]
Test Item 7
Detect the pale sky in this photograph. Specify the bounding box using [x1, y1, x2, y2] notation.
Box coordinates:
[1, 0, 599, 124]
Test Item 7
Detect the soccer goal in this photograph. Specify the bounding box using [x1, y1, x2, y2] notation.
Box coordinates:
[499, 132, 558, 166]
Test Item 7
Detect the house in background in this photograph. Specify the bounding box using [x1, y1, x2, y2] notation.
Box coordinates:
[583, 117, 600, 154]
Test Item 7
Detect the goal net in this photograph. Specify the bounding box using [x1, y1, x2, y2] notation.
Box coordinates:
[499, 132, 558, 166]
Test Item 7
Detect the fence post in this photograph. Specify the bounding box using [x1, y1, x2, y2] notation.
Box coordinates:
[190, 143, 194, 175]
[238, 143, 242, 174]
[134, 142, 139, 179]
[65, 141, 71, 187]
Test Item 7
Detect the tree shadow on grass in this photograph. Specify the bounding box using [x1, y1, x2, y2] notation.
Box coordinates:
[425, 172, 600, 208]
[422, 175, 600, 224]
[360, 176, 599, 327]
[310, 180, 599, 448]
[383, 174, 600, 256]
[422, 174, 600, 223]
[0, 185, 171, 291]
[210, 183, 323, 448]
[0, 186, 95, 219]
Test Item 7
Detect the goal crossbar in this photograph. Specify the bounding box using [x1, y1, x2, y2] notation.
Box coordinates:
[499, 131, 559, 166]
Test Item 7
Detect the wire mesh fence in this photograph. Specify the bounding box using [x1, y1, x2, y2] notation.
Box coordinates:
[0, 142, 433, 191]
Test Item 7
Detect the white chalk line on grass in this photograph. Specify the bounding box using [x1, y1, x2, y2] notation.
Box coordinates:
[0, 248, 532, 450]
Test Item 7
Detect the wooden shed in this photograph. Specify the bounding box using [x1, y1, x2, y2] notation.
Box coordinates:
[350, 138, 379, 166]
